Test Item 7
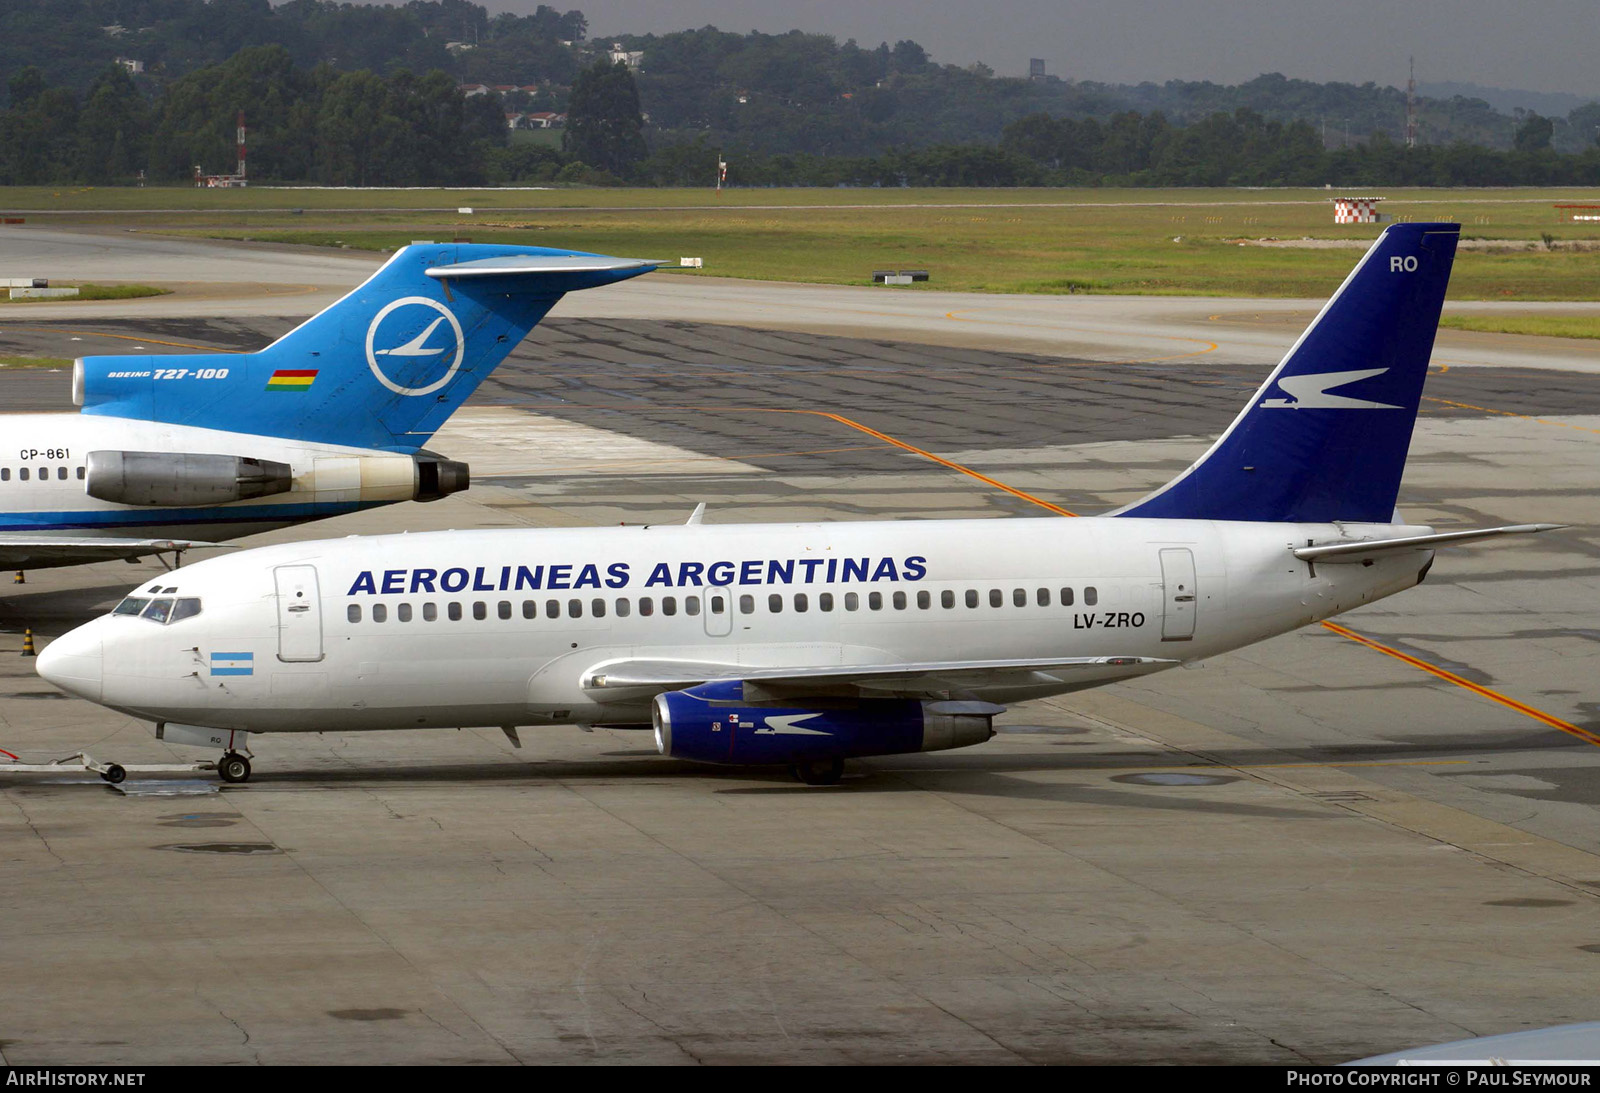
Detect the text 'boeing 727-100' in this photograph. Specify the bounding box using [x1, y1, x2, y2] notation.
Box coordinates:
[0, 244, 655, 571]
[36, 224, 1563, 784]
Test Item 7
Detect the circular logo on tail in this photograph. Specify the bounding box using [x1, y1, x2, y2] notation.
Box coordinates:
[365, 297, 465, 396]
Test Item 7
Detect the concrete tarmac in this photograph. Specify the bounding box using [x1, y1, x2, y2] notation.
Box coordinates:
[1, 233, 1599, 1064]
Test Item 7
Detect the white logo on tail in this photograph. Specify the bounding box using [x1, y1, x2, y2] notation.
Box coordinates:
[754, 714, 831, 736]
[365, 297, 465, 397]
[1260, 368, 1402, 410]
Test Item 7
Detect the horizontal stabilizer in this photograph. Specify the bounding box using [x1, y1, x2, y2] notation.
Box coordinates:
[426, 255, 657, 279]
[1292, 523, 1564, 563]
[583, 654, 1177, 697]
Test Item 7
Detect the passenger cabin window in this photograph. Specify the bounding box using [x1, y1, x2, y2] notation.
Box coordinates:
[794, 593, 808, 613]
[76, 467, 85, 480]
[1060, 588, 1075, 606]
[768, 594, 782, 613]
[0, 468, 8, 481]
[57, 467, 67, 481]
[869, 592, 883, 611]
[989, 589, 1003, 608]
[966, 590, 979, 609]
[372, 604, 388, 623]
[399, 604, 413, 622]
[522, 600, 536, 619]
[592, 598, 607, 618]
[662, 597, 677, 617]
[498, 601, 512, 620]
[708, 594, 725, 615]
[568, 599, 582, 618]
[347, 604, 362, 623]
[1037, 588, 1051, 607]
[917, 591, 930, 609]
[893, 591, 907, 610]
[1013, 588, 1027, 607]
[639, 597, 654, 617]
[1084, 587, 1098, 606]
[18, 469, 27, 481]
[819, 593, 834, 612]
[448, 602, 462, 621]
[942, 590, 954, 609]
[423, 603, 438, 622]
[616, 598, 631, 617]
[472, 602, 486, 621]
[844, 593, 859, 611]
[545, 600, 559, 619]
[739, 595, 753, 614]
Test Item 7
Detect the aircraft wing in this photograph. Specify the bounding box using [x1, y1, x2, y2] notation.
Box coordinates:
[0, 536, 230, 569]
[582, 654, 1178, 699]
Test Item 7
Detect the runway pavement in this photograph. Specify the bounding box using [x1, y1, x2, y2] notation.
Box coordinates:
[0, 229, 1599, 1064]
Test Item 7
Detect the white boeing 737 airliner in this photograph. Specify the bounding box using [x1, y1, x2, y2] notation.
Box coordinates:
[37, 224, 1562, 784]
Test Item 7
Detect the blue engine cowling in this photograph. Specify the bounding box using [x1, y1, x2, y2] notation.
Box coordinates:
[652, 680, 997, 765]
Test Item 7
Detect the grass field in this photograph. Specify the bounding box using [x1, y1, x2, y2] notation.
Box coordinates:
[1440, 315, 1600, 339]
[0, 356, 72, 368]
[3, 185, 1599, 299]
[0, 284, 169, 304]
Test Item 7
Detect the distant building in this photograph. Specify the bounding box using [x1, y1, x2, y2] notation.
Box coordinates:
[1029, 58, 1046, 79]
[445, 42, 475, 54]
[525, 112, 565, 129]
[116, 57, 144, 75]
[609, 44, 644, 70]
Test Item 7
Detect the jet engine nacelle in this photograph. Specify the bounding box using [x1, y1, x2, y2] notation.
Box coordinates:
[651, 680, 997, 765]
[85, 450, 468, 507]
[86, 451, 293, 507]
[304, 453, 469, 504]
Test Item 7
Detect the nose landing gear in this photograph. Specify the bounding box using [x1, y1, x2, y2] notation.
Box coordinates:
[218, 752, 252, 784]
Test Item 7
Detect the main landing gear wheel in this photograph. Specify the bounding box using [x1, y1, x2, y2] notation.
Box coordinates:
[100, 764, 126, 785]
[790, 757, 845, 786]
[218, 752, 252, 784]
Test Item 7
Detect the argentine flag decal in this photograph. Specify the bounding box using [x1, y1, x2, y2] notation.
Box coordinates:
[209, 652, 254, 677]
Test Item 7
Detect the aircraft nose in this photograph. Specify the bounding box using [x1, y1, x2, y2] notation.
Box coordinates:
[36, 623, 103, 703]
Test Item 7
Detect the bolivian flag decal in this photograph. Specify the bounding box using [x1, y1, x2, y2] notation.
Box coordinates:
[265, 368, 318, 391]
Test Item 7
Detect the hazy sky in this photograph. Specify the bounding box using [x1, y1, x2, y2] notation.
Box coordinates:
[487, 0, 1600, 96]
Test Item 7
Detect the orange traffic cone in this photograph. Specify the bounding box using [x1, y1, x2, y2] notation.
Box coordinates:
[21, 628, 36, 657]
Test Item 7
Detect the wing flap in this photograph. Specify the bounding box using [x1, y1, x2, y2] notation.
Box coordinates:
[1293, 523, 1564, 563]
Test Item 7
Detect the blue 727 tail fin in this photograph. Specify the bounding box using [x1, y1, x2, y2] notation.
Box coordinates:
[74, 244, 656, 451]
[1112, 222, 1460, 523]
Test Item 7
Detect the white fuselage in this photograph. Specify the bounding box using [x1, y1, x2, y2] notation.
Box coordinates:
[41, 516, 1431, 734]
[1, 413, 419, 543]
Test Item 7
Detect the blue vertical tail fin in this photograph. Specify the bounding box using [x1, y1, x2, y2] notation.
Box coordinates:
[76, 244, 656, 452]
[1112, 222, 1460, 523]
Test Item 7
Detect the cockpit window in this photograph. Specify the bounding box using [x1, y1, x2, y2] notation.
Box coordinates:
[169, 598, 202, 623]
[112, 597, 150, 617]
[142, 598, 175, 623]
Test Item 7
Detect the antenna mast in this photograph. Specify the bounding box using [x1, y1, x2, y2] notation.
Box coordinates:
[1405, 57, 1417, 148]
